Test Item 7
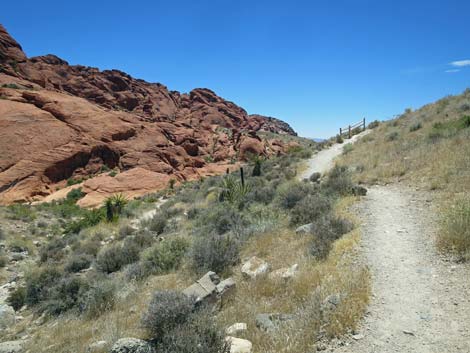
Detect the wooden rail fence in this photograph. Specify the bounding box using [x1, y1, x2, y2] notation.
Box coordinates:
[339, 118, 366, 139]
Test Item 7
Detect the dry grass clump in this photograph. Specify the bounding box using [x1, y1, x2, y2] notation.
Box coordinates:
[437, 196, 470, 260]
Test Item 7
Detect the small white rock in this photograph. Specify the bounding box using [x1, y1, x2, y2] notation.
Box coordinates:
[225, 336, 252, 353]
[226, 322, 247, 335]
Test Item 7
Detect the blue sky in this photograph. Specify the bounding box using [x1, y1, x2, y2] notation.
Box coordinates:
[2, 0, 470, 138]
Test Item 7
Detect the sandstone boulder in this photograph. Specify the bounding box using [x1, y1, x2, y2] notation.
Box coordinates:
[110, 338, 154, 353]
[241, 257, 270, 279]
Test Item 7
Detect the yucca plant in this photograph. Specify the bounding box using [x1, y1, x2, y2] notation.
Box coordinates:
[219, 175, 251, 207]
[104, 194, 128, 222]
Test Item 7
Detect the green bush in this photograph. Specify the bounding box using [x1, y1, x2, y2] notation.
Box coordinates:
[147, 212, 168, 234]
[386, 131, 399, 141]
[142, 237, 189, 275]
[118, 223, 136, 239]
[290, 193, 331, 226]
[323, 165, 354, 196]
[336, 134, 344, 144]
[39, 238, 67, 263]
[79, 279, 116, 318]
[438, 197, 470, 260]
[276, 182, 315, 210]
[64, 208, 104, 234]
[7, 287, 26, 311]
[342, 143, 353, 154]
[193, 204, 248, 236]
[142, 290, 195, 340]
[367, 120, 380, 129]
[42, 276, 89, 315]
[64, 253, 93, 273]
[409, 122, 422, 132]
[96, 242, 140, 273]
[160, 311, 229, 353]
[309, 172, 321, 183]
[191, 234, 240, 275]
[309, 216, 353, 259]
[104, 194, 128, 222]
[6, 204, 36, 221]
[25, 266, 63, 306]
[0, 251, 7, 268]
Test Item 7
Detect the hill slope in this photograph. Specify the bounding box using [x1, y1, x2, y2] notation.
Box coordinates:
[0, 24, 297, 206]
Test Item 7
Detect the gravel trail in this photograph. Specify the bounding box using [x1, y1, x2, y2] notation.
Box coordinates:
[331, 185, 470, 353]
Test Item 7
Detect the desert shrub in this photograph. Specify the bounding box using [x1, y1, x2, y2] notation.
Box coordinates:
[323, 165, 354, 196]
[276, 181, 315, 209]
[194, 204, 248, 236]
[96, 242, 140, 273]
[142, 290, 195, 340]
[73, 237, 101, 257]
[437, 198, 470, 260]
[39, 238, 67, 263]
[142, 237, 188, 275]
[0, 226, 5, 240]
[252, 158, 262, 176]
[342, 143, 353, 154]
[309, 172, 321, 183]
[386, 131, 399, 141]
[8, 238, 31, 253]
[309, 216, 353, 259]
[64, 253, 93, 273]
[79, 279, 116, 318]
[66, 188, 85, 202]
[42, 276, 89, 315]
[219, 175, 252, 207]
[147, 212, 168, 235]
[0, 251, 7, 268]
[367, 120, 380, 129]
[129, 231, 155, 249]
[336, 135, 344, 143]
[159, 311, 229, 353]
[104, 194, 128, 222]
[6, 204, 36, 221]
[409, 122, 422, 132]
[118, 223, 136, 239]
[187, 206, 202, 220]
[191, 234, 240, 275]
[290, 193, 332, 226]
[25, 266, 63, 306]
[245, 185, 276, 205]
[7, 287, 26, 311]
[64, 208, 104, 234]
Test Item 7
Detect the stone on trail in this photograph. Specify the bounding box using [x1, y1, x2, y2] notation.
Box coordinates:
[241, 257, 270, 279]
[183, 271, 235, 305]
[255, 313, 294, 332]
[225, 336, 252, 353]
[110, 338, 154, 353]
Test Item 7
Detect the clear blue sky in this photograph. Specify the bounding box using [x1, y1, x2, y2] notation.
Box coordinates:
[3, 0, 470, 138]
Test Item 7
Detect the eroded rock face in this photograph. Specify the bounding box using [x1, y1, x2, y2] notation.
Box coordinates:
[0, 25, 297, 205]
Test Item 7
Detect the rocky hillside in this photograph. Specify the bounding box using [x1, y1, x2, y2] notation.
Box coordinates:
[0, 24, 296, 206]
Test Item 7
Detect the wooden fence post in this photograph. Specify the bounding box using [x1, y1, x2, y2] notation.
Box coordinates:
[340, 127, 342, 136]
[240, 167, 245, 187]
[363, 118, 366, 131]
[348, 125, 351, 139]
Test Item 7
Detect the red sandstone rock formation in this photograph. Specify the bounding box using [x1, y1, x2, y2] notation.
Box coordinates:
[0, 24, 297, 206]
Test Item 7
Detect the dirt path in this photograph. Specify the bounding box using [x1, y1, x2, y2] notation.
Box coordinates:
[299, 131, 369, 180]
[331, 185, 470, 353]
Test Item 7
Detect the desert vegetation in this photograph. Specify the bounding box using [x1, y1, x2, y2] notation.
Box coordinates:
[338, 88, 470, 259]
[0, 138, 369, 353]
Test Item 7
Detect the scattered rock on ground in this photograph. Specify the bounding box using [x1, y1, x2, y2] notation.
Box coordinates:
[0, 304, 15, 329]
[225, 336, 252, 353]
[352, 185, 367, 196]
[241, 257, 270, 279]
[226, 322, 247, 335]
[87, 340, 107, 352]
[255, 313, 294, 332]
[295, 223, 313, 235]
[268, 264, 299, 281]
[183, 271, 235, 305]
[0, 340, 23, 353]
[110, 338, 154, 353]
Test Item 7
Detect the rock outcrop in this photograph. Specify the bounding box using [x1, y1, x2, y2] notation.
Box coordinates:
[0, 24, 297, 205]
